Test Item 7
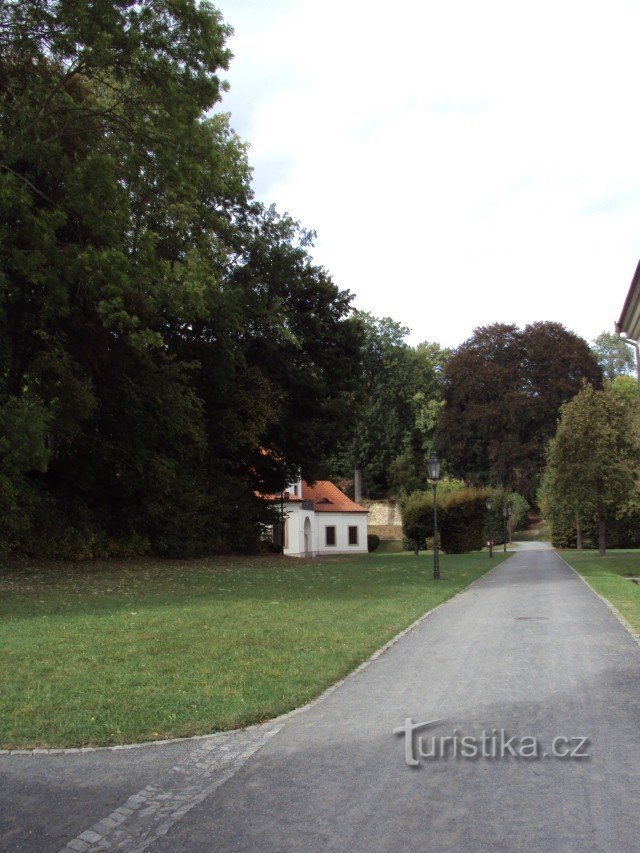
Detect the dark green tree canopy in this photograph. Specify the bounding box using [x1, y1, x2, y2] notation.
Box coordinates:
[437, 322, 602, 499]
[0, 0, 362, 556]
[328, 312, 450, 497]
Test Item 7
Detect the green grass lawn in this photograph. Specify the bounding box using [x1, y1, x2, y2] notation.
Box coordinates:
[0, 551, 508, 749]
[558, 549, 640, 635]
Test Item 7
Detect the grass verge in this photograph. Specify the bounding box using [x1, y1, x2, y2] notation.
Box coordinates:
[558, 549, 640, 635]
[0, 551, 508, 748]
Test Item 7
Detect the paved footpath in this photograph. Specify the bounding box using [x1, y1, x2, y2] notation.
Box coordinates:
[3, 545, 640, 852]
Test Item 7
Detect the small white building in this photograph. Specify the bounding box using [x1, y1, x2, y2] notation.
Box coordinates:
[271, 479, 368, 557]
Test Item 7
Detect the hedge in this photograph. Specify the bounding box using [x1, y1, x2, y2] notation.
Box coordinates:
[402, 486, 494, 554]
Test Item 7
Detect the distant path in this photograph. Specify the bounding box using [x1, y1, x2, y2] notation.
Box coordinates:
[512, 539, 553, 550]
[3, 547, 640, 851]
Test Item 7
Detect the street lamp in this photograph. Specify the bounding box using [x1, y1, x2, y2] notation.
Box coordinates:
[426, 452, 441, 581]
[502, 505, 508, 553]
[486, 497, 493, 558]
[507, 504, 513, 544]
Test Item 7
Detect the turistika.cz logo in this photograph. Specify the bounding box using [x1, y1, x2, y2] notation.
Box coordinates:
[393, 718, 590, 766]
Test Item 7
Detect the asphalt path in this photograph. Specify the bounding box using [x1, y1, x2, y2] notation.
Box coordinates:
[3, 544, 640, 852]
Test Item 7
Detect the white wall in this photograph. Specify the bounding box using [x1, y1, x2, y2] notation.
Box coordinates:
[282, 504, 317, 557]
[316, 513, 368, 555]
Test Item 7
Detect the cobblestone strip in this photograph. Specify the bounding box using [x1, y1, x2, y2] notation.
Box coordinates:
[58, 723, 282, 852]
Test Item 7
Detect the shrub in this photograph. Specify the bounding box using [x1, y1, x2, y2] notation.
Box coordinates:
[401, 492, 433, 553]
[367, 534, 381, 552]
[402, 486, 492, 554]
[439, 488, 490, 553]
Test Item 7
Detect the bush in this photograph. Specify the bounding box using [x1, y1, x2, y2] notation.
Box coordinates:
[367, 534, 381, 552]
[439, 488, 489, 554]
[402, 486, 492, 554]
[401, 492, 433, 553]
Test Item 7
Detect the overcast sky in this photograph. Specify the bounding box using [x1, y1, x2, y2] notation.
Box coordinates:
[214, 0, 640, 348]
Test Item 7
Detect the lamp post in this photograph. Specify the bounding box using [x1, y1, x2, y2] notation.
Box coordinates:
[486, 497, 493, 558]
[507, 504, 513, 544]
[427, 452, 441, 581]
[502, 505, 508, 553]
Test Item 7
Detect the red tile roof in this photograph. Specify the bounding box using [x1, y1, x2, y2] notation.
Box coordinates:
[256, 490, 302, 502]
[258, 481, 368, 513]
[301, 481, 368, 513]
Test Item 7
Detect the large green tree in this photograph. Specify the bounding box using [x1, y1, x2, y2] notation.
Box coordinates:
[437, 322, 602, 499]
[0, 0, 362, 556]
[329, 313, 449, 499]
[540, 386, 640, 554]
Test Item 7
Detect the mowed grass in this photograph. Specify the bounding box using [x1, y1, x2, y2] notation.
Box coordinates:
[0, 551, 508, 748]
[559, 549, 640, 634]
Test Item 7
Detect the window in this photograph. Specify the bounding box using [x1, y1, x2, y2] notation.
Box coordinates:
[325, 526, 336, 546]
[348, 526, 358, 546]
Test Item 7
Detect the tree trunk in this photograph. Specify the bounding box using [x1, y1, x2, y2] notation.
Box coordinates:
[576, 516, 583, 550]
[414, 542, 419, 556]
[597, 505, 606, 556]
[354, 466, 363, 503]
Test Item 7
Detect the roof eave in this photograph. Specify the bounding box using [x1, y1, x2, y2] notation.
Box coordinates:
[617, 259, 640, 339]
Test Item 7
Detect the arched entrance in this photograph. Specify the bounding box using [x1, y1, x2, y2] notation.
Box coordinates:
[303, 517, 312, 557]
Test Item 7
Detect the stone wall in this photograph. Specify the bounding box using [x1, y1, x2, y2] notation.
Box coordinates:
[360, 500, 402, 528]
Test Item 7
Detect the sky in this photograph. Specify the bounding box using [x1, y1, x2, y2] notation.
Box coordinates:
[213, 0, 640, 348]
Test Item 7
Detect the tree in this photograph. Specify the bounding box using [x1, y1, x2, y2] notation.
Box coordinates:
[591, 332, 636, 381]
[0, 0, 363, 556]
[610, 375, 640, 407]
[329, 316, 451, 499]
[540, 386, 640, 555]
[437, 322, 602, 500]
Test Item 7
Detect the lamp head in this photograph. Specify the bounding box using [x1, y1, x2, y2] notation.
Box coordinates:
[426, 452, 440, 482]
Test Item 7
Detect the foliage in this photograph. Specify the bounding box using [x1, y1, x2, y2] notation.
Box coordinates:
[401, 485, 492, 554]
[329, 315, 451, 497]
[484, 489, 530, 547]
[610, 375, 640, 406]
[540, 386, 640, 554]
[367, 534, 381, 552]
[437, 322, 602, 500]
[401, 491, 433, 553]
[591, 332, 636, 381]
[0, 0, 362, 556]
[439, 488, 490, 554]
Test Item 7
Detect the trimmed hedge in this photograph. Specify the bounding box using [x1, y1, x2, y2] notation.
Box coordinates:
[402, 486, 496, 554]
[440, 489, 489, 554]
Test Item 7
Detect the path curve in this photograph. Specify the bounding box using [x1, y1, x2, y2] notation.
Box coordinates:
[2, 548, 640, 851]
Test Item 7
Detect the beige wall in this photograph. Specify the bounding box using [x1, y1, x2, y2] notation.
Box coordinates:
[360, 500, 402, 527]
[316, 513, 368, 555]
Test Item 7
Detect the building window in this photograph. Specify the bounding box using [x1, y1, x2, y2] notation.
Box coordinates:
[348, 526, 358, 545]
[325, 526, 336, 546]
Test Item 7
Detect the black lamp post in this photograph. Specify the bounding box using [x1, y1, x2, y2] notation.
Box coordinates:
[427, 452, 441, 581]
[502, 505, 508, 553]
[486, 497, 493, 558]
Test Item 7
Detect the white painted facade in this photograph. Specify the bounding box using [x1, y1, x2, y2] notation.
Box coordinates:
[279, 479, 368, 557]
